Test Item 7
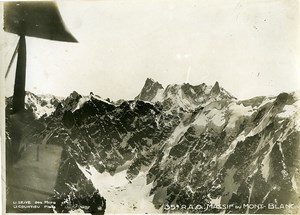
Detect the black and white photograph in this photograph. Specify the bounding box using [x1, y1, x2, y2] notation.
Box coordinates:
[1, 0, 300, 214]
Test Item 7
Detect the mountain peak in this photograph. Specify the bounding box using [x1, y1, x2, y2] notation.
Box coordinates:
[136, 79, 236, 111]
[210, 81, 220, 95]
[135, 78, 164, 101]
[145, 77, 156, 84]
[61, 91, 82, 112]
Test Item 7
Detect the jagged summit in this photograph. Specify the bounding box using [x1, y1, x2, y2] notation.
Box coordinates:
[211, 81, 220, 95]
[145, 78, 162, 86]
[135, 78, 164, 102]
[136, 78, 235, 111]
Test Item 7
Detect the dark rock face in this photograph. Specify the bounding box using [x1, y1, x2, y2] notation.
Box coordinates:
[210, 81, 220, 95]
[53, 149, 106, 214]
[5, 81, 300, 214]
[135, 78, 164, 101]
[61, 91, 82, 112]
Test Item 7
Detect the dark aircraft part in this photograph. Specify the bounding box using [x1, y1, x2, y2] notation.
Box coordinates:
[4, 1, 78, 113]
[3, 1, 77, 42]
[12, 36, 26, 114]
[4, 2, 79, 209]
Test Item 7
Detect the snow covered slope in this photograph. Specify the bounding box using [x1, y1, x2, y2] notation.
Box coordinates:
[18, 92, 62, 118]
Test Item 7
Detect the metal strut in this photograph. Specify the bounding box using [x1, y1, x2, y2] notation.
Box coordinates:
[5, 39, 20, 79]
[12, 35, 26, 114]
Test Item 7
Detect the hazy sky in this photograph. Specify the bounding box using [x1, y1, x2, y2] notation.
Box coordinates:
[2, 0, 300, 101]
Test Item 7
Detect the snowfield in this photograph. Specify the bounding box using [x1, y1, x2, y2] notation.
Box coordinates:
[77, 163, 160, 214]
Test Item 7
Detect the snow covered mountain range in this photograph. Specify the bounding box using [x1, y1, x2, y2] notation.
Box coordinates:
[5, 78, 300, 214]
